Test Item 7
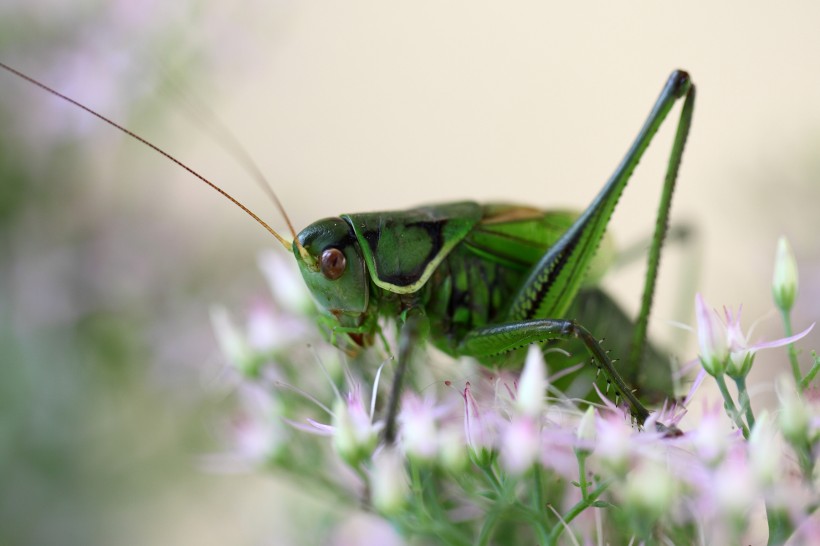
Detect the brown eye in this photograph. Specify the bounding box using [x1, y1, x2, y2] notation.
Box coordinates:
[320, 248, 346, 280]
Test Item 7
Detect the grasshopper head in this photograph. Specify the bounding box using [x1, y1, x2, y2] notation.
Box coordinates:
[293, 217, 370, 336]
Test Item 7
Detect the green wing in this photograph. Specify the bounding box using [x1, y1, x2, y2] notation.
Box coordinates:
[463, 204, 615, 287]
[343, 202, 482, 294]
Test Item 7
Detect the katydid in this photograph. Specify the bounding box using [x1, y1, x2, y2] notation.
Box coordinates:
[294, 71, 694, 440]
[0, 62, 695, 442]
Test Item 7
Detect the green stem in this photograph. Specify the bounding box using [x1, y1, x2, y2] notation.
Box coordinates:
[532, 466, 549, 546]
[476, 468, 517, 546]
[546, 480, 612, 546]
[798, 352, 820, 391]
[476, 509, 501, 544]
[577, 452, 589, 500]
[715, 374, 750, 438]
[794, 440, 816, 484]
[477, 460, 503, 494]
[413, 467, 474, 546]
[733, 375, 756, 430]
[781, 309, 802, 386]
[766, 508, 794, 546]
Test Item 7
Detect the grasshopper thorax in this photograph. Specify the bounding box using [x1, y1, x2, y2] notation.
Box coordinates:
[294, 217, 370, 329]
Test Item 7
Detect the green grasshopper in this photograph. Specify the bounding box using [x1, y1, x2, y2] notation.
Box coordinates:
[1, 62, 694, 440]
[292, 71, 695, 439]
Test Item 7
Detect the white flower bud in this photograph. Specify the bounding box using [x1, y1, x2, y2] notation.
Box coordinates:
[776, 376, 810, 448]
[575, 407, 596, 455]
[437, 424, 469, 472]
[748, 411, 782, 486]
[622, 460, 677, 518]
[210, 306, 255, 375]
[772, 236, 798, 312]
[516, 345, 547, 417]
[371, 448, 409, 515]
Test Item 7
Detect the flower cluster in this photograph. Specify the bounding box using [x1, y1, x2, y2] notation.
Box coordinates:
[209, 240, 820, 545]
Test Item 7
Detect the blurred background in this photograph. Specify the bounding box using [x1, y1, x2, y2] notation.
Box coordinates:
[1, 1, 819, 544]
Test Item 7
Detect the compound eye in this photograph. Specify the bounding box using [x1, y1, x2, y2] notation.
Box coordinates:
[320, 247, 346, 280]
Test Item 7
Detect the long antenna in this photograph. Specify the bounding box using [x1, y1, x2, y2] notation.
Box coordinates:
[0, 60, 293, 251]
[158, 73, 314, 265]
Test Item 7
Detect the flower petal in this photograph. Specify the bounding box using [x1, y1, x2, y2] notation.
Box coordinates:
[749, 322, 814, 352]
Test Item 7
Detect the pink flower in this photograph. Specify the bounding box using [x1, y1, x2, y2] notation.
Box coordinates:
[294, 380, 381, 469]
[462, 382, 498, 464]
[594, 410, 636, 475]
[694, 294, 814, 379]
[688, 401, 737, 466]
[200, 383, 287, 473]
[696, 293, 729, 376]
[331, 387, 380, 468]
[398, 392, 440, 462]
[723, 305, 814, 378]
[500, 416, 540, 474]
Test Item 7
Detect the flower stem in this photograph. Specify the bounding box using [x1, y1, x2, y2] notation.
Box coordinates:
[780, 309, 803, 386]
[477, 460, 503, 494]
[546, 479, 612, 546]
[733, 376, 756, 430]
[476, 466, 517, 546]
[798, 351, 820, 391]
[715, 374, 750, 438]
[766, 508, 794, 546]
[796, 442, 815, 484]
[531, 465, 550, 545]
[577, 452, 589, 500]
